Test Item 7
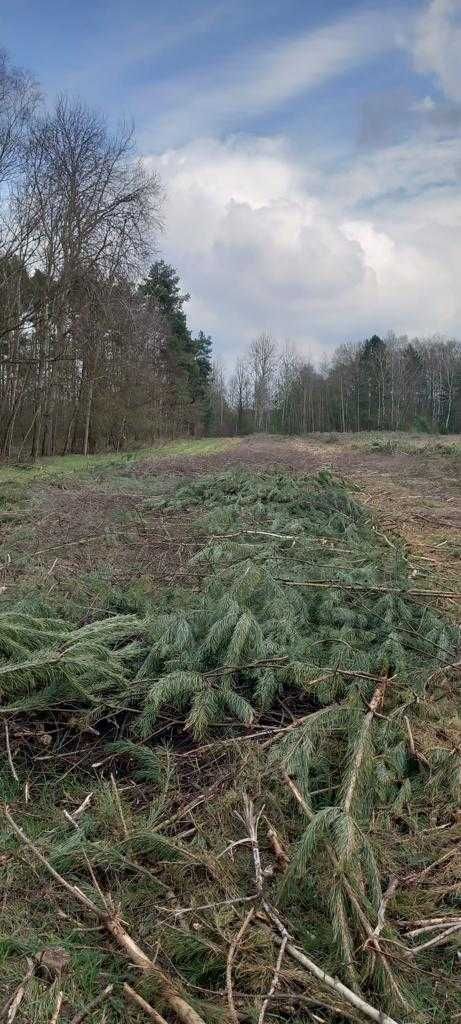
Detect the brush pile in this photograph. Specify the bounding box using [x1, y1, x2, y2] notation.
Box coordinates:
[0, 470, 460, 1023]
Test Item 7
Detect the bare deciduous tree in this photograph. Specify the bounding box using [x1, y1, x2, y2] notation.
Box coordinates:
[249, 332, 275, 431]
[227, 333, 461, 436]
[19, 97, 162, 455]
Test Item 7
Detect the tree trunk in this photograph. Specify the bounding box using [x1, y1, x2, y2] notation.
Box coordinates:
[83, 379, 94, 456]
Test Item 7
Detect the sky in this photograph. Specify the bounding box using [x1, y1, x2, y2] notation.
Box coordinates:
[1, 0, 461, 365]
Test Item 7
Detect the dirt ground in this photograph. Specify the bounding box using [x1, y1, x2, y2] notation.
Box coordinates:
[134, 433, 461, 572]
[3, 434, 460, 602]
[134, 433, 461, 512]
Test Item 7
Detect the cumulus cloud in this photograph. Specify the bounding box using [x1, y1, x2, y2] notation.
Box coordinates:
[147, 130, 461, 366]
[140, 3, 461, 366]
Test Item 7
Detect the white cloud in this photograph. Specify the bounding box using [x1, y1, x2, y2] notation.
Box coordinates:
[411, 95, 436, 112]
[214, 8, 401, 113]
[414, 0, 461, 101]
[147, 7, 404, 146]
[140, 5, 461, 366]
[147, 130, 461, 366]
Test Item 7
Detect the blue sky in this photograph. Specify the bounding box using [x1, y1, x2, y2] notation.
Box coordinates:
[1, 0, 461, 364]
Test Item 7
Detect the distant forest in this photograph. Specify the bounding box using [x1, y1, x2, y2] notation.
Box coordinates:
[1, 52, 460, 458]
[216, 331, 461, 437]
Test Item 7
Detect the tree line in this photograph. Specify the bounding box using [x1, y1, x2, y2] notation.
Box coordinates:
[1, 50, 460, 458]
[210, 331, 461, 436]
[0, 53, 212, 457]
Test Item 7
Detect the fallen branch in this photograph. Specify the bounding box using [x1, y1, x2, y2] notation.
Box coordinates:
[226, 907, 255, 1024]
[216, 529, 297, 541]
[34, 533, 108, 555]
[218, 837, 252, 859]
[4, 723, 19, 784]
[403, 848, 457, 885]
[2, 806, 206, 1024]
[154, 793, 205, 833]
[49, 990, 63, 1024]
[372, 878, 398, 940]
[278, 579, 461, 600]
[267, 826, 289, 871]
[403, 715, 430, 768]
[110, 773, 128, 837]
[176, 682, 391, 761]
[239, 794, 264, 893]
[0, 958, 34, 1023]
[69, 984, 113, 1024]
[407, 919, 461, 938]
[259, 683, 390, 753]
[165, 895, 257, 917]
[73, 793, 93, 818]
[257, 934, 287, 1024]
[243, 790, 402, 1023]
[402, 915, 461, 930]
[123, 983, 169, 1023]
[409, 920, 461, 954]
[425, 660, 461, 687]
[281, 935, 401, 1024]
[282, 773, 409, 1008]
[63, 809, 79, 829]
[343, 677, 388, 815]
[203, 656, 289, 680]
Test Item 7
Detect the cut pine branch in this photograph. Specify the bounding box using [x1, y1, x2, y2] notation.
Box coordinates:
[123, 984, 169, 1024]
[278, 933, 401, 1024]
[282, 772, 409, 1009]
[257, 934, 288, 1024]
[2, 805, 206, 1024]
[425, 660, 461, 686]
[342, 677, 388, 815]
[406, 919, 461, 938]
[0, 958, 35, 1023]
[226, 906, 256, 1024]
[69, 985, 114, 1024]
[202, 656, 289, 679]
[49, 990, 63, 1024]
[4, 722, 19, 783]
[242, 793, 401, 1024]
[372, 878, 398, 940]
[408, 921, 461, 954]
[278, 578, 461, 600]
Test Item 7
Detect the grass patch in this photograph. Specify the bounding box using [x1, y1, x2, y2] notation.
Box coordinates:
[350, 433, 461, 456]
[0, 437, 237, 486]
[0, 468, 460, 1022]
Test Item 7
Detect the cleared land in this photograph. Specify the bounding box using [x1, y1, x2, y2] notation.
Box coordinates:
[0, 433, 460, 1024]
[1, 433, 459, 603]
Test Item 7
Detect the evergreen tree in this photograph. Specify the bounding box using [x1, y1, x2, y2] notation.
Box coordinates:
[139, 261, 213, 432]
[139, 261, 190, 346]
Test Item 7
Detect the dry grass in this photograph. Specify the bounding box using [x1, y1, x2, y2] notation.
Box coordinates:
[1, 432, 459, 614]
[0, 439, 460, 1023]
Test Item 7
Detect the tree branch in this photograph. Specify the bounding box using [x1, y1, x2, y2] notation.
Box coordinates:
[2, 805, 206, 1024]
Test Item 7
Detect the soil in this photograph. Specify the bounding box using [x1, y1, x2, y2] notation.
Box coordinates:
[4, 435, 460, 599]
[134, 434, 461, 507]
[134, 434, 461, 592]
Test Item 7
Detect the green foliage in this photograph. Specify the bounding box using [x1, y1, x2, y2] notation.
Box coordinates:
[107, 740, 174, 786]
[412, 413, 433, 433]
[139, 261, 212, 423]
[0, 471, 457, 744]
[0, 467, 459, 1023]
